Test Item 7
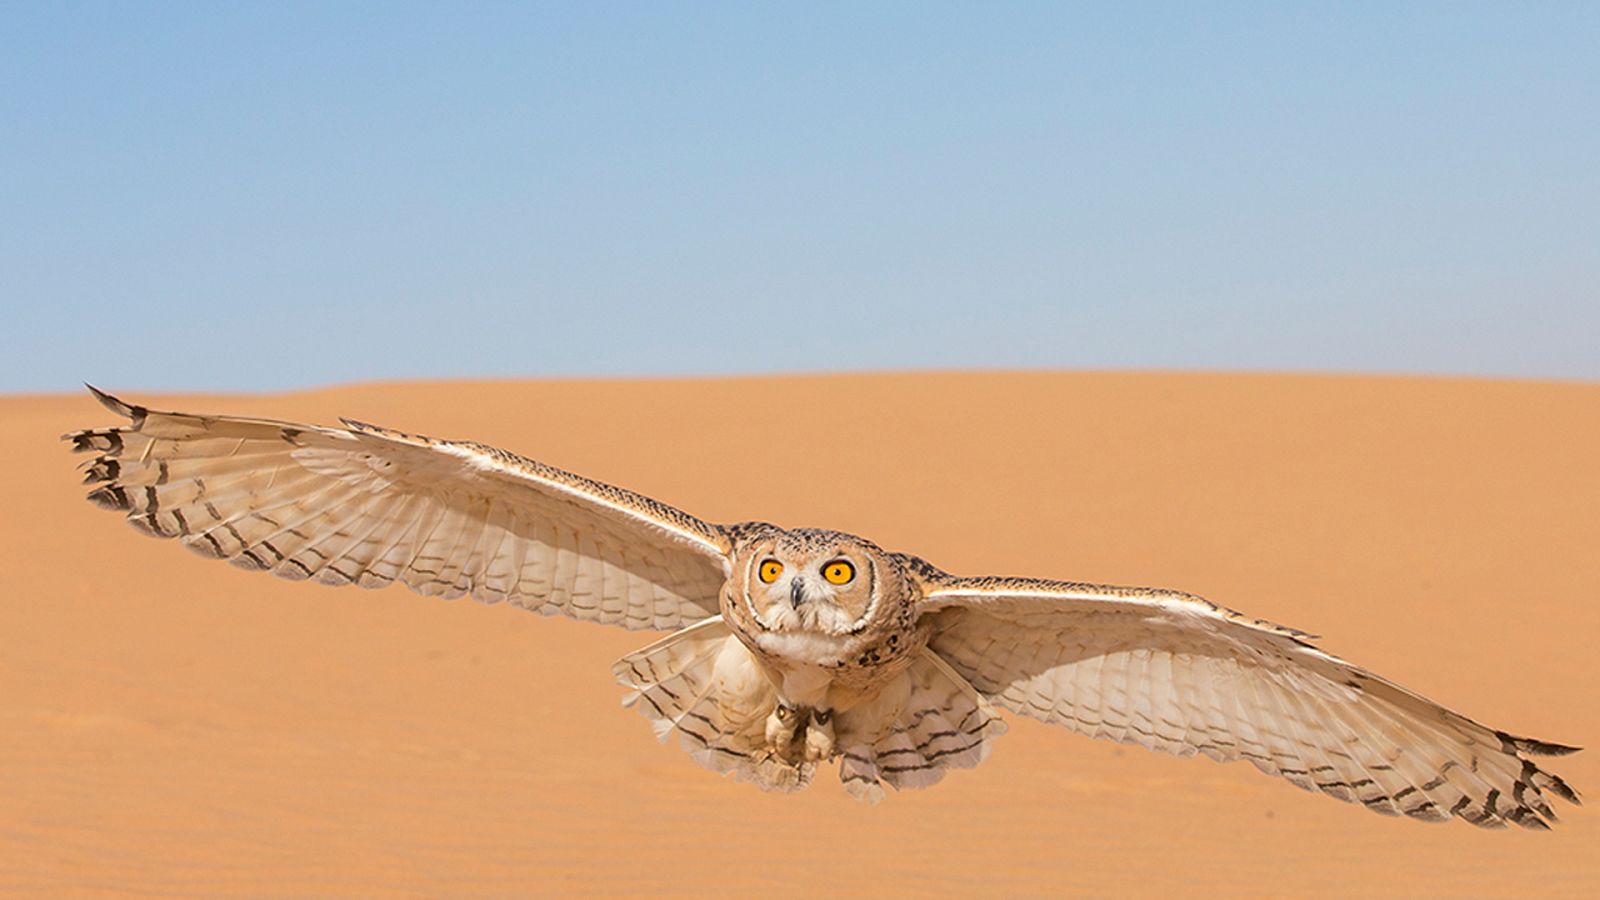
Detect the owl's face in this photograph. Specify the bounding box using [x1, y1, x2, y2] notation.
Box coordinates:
[738, 530, 883, 635]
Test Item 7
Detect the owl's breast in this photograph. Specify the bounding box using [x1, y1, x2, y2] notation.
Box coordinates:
[721, 587, 925, 700]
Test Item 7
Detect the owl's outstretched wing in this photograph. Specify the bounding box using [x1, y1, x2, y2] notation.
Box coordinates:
[904, 558, 1580, 829]
[67, 387, 731, 631]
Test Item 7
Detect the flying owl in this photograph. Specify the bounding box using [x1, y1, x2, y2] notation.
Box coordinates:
[66, 387, 1581, 828]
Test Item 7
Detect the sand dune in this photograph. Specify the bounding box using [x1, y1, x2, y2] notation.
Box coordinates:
[3, 372, 1596, 896]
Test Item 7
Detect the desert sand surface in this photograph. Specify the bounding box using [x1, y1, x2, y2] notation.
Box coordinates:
[3, 372, 1597, 897]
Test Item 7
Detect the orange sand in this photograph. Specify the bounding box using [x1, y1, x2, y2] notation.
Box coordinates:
[3, 373, 1596, 896]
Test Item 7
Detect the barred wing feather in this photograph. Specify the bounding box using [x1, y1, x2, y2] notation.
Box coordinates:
[68, 387, 730, 631]
[913, 569, 1580, 829]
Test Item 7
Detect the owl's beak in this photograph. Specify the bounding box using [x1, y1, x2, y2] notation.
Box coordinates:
[790, 578, 807, 608]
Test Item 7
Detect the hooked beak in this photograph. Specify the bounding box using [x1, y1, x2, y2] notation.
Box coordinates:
[790, 578, 806, 608]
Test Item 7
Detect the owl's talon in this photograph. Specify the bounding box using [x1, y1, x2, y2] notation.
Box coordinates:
[766, 702, 800, 759]
[804, 710, 835, 761]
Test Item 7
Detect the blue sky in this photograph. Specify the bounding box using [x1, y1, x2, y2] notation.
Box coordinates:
[4, 2, 1597, 391]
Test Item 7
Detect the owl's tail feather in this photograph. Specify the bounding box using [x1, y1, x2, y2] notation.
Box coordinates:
[613, 618, 815, 792]
[835, 649, 1008, 803]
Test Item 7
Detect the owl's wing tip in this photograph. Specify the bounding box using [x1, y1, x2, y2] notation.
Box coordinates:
[84, 382, 116, 407]
[83, 384, 144, 420]
[1497, 730, 1582, 757]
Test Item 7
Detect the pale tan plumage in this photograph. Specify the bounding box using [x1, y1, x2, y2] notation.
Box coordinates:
[68, 387, 1580, 828]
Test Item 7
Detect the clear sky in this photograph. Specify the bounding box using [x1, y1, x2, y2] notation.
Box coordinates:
[4, 2, 1597, 392]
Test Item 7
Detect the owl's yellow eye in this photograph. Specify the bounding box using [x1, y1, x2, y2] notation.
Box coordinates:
[759, 560, 784, 583]
[822, 560, 855, 585]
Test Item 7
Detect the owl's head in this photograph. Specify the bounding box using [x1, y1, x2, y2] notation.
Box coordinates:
[736, 528, 891, 635]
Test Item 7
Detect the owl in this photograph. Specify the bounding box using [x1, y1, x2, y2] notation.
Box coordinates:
[67, 387, 1580, 827]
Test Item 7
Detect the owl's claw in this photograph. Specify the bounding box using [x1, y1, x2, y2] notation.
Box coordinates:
[804, 709, 835, 762]
[765, 702, 837, 763]
[765, 701, 801, 760]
